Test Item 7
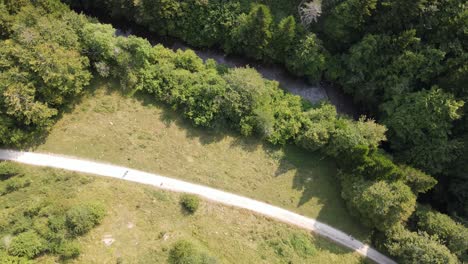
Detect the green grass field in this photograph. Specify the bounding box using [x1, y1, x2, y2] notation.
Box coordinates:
[0, 163, 367, 263]
[37, 80, 371, 242]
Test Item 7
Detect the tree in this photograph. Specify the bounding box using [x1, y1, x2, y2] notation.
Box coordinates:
[325, 117, 386, 158]
[400, 166, 437, 194]
[222, 67, 274, 136]
[295, 103, 336, 152]
[270, 16, 296, 61]
[385, 224, 459, 264]
[381, 87, 464, 174]
[229, 4, 273, 60]
[322, 0, 377, 46]
[341, 176, 416, 231]
[415, 207, 468, 261]
[286, 33, 327, 81]
[339, 31, 445, 107]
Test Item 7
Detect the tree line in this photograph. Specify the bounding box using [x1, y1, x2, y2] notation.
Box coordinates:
[0, 0, 466, 263]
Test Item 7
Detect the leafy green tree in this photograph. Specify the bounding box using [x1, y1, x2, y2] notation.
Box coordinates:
[222, 67, 274, 136]
[263, 90, 304, 145]
[295, 103, 336, 152]
[270, 15, 296, 62]
[400, 166, 437, 194]
[384, 224, 459, 264]
[325, 117, 387, 158]
[322, 0, 377, 46]
[81, 23, 117, 64]
[286, 33, 327, 81]
[229, 4, 273, 60]
[415, 207, 468, 261]
[340, 31, 445, 107]
[381, 87, 464, 174]
[341, 176, 416, 231]
[139, 0, 181, 35]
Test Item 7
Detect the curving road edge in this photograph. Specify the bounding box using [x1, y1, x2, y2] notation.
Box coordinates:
[0, 149, 396, 264]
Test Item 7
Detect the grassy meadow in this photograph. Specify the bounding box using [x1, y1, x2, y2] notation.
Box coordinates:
[0, 163, 367, 263]
[37, 80, 370, 242]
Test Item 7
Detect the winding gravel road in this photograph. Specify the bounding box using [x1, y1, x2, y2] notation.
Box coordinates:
[0, 149, 396, 264]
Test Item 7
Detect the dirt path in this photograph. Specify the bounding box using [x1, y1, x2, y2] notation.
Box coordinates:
[0, 149, 396, 264]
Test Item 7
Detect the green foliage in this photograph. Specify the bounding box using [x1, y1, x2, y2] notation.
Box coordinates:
[286, 33, 327, 81]
[400, 166, 437, 194]
[228, 4, 273, 60]
[55, 241, 81, 260]
[270, 15, 296, 62]
[0, 251, 32, 264]
[65, 203, 105, 236]
[7, 231, 45, 259]
[0, 3, 91, 146]
[323, 0, 377, 46]
[341, 176, 416, 231]
[295, 103, 336, 152]
[168, 240, 217, 264]
[222, 67, 275, 136]
[384, 224, 459, 264]
[381, 87, 464, 174]
[339, 31, 445, 106]
[415, 207, 468, 261]
[180, 194, 200, 214]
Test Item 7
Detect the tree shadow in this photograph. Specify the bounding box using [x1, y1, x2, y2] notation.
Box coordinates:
[273, 145, 372, 241]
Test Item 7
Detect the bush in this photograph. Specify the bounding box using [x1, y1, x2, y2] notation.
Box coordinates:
[168, 240, 217, 264]
[56, 241, 80, 260]
[289, 233, 316, 257]
[65, 203, 105, 236]
[180, 194, 200, 214]
[8, 231, 46, 259]
[2, 177, 31, 194]
[0, 251, 32, 264]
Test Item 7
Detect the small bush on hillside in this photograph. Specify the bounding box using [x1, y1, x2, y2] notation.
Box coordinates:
[168, 240, 217, 264]
[3, 177, 31, 194]
[180, 194, 200, 214]
[0, 162, 21, 180]
[56, 241, 80, 260]
[8, 231, 46, 259]
[65, 203, 105, 236]
[290, 233, 316, 257]
[0, 251, 32, 264]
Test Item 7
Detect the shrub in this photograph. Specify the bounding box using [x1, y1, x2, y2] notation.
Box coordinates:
[0, 162, 21, 180]
[8, 231, 46, 259]
[168, 240, 217, 264]
[0, 251, 32, 264]
[289, 233, 316, 257]
[65, 203, 105, 236]
[180, 194, 200, 214]
[3, 177, 31, 194]
[56, 241, 80, 260]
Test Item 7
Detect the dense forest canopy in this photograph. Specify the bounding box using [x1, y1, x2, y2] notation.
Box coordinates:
[0, 0, 467, 263]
